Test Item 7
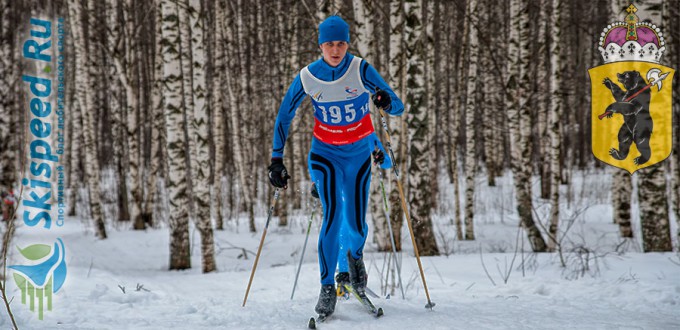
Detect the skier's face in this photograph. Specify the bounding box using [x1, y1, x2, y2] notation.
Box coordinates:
[320, 41, 348, 67]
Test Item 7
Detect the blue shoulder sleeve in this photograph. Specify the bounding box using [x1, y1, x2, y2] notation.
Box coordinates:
[359, 60, 404, 116]
[272, 74, 307, 159]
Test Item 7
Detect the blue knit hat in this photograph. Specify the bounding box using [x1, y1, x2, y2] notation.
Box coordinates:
[318, 16, 350, 45]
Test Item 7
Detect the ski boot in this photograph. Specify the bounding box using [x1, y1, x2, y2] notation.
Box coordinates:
[335, 272, 350, 298]
[347, 251, 368, 295]
[314, 284, 337, 317]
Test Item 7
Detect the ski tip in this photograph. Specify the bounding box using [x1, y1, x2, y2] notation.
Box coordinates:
[308, 317, 316, 329]
[377, 307, 384, 317]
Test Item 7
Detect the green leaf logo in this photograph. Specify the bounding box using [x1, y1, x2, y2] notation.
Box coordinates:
[17, 244, 51, 260]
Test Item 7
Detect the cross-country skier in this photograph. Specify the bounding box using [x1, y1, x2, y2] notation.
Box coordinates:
[268, 15, 403, 317]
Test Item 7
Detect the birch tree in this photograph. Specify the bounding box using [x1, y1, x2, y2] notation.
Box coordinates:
[386, 0, 406, 251]
[69, 0, 107, 239]
[213, 0, 227, 230]
[637, 1, 672, 253]
[509, 0, 546, 252]
[162, 0, 191, 270]
[448, 1, 463, 240]
[106, 0, 131, 224]
[187, 0, 216, 273]
[463, 0, 479, 241]
[121, 0, 144, 229]
[145, 0, 167, 228]
[0, 0, 15, 195]
[638, 164, 672, 252]
[666, 0, 680, 248]
[547, 0, 563, 251]
[405, 0, 438, 256]
[608, 0, 633, 238]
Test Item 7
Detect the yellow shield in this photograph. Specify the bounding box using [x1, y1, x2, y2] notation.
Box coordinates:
[589, 62, 674, 173]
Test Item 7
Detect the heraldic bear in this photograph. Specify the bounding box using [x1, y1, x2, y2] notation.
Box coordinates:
[603, 70, 653, 165]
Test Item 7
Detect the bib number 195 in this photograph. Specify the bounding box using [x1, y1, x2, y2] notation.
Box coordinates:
[318, 104, 356, 124]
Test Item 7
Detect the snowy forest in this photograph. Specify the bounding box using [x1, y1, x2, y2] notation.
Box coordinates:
[0, 0, 679, 328]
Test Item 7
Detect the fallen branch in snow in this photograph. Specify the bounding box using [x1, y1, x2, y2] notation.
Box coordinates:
[479, 247, 496, 286]
[215, 240, 256, 260]
[136, 283, 150, 292]
[668, 254, 680, 267]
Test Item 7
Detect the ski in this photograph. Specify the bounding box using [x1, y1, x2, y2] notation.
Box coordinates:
[309, 285, 383, 328]
[308, 314, 329, 329]
[338, 284, 379, 299]
[341, 283, 384, 317]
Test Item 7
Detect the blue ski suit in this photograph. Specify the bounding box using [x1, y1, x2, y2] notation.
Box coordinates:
[272, 53, 403, 285]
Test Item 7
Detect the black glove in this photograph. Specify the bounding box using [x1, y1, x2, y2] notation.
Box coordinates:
[371, 88, 391, 110]
[372, 149, 385, 165]
[311, 183, 320, 199]
[268, 158, 290, 188]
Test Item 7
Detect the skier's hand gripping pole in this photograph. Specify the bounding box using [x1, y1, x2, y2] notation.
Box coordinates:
[376, 98, 436, 310]
[243, 188, 281, 307]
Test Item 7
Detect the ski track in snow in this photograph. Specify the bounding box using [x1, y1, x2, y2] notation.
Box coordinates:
[2, 220, 678, 330]
[2, 171, 680, 329]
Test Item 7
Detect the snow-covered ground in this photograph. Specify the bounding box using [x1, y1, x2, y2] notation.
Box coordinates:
[2, 169, 680, 329]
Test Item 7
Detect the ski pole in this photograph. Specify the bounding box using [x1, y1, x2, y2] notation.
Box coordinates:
[373, 147, 406, 300]
[377, 107, 436, 310]
[291, 185, 318, 300]
[243, 188, 281, 307]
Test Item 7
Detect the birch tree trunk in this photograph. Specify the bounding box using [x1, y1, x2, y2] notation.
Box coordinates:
[225, 0, 255, 232]
[145, 0, 166, 228]
[537, 0, 551, 200]
[665, 0, 680, 248]
[355, 0, 389, 251]
[0, 0, 14, 194]
[385, 0, 406, 251]
[509, 0, 546, 252]
[638, 164, 672, 252]
[162, 0, 191, 270]
[115, 0, 144, 229]
[463, 0, 478, 241]
[69, 0, 107, 239]
[213, 0, 227, 230]
[608, 0, 633, 237]
[404, 0, 438, 256]
[353, 0, 375, 61]
[637, 2, 672, 253]
[179, 0, 196, 222]
[547, 0, 563, 252]
[480, 0, 497, 188]
[187, 0, 216, 273]
[106, 0, 131, 223]
[449, 1, 463, 240]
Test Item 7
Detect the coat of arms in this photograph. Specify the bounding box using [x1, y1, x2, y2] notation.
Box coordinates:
[589, 4, 674, 173]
